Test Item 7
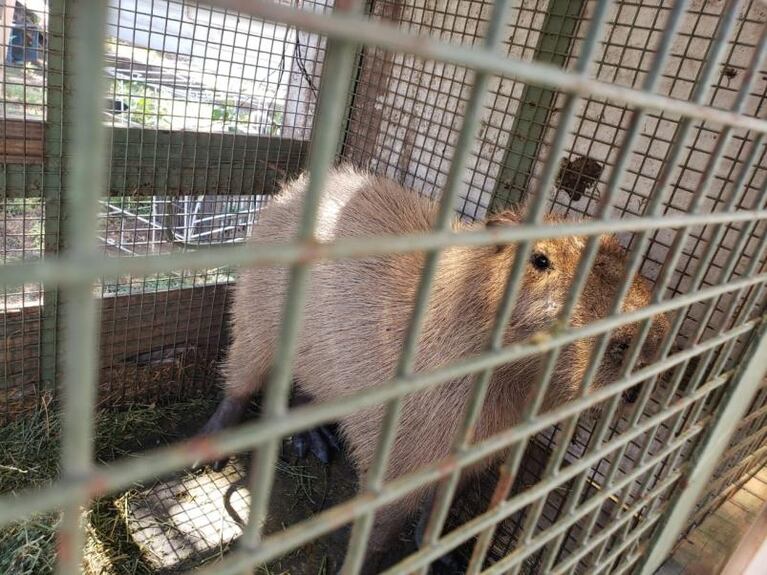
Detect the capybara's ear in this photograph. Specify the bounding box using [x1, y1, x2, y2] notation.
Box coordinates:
[485, 208, 523, 253]
[485, 208, 522, 228]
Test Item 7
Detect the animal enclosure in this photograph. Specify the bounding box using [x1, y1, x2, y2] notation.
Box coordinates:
[2, 0, 767, 573]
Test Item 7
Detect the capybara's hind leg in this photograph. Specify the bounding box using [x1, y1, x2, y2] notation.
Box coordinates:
[289, 389, 342, 464]
[200, 395, 249, 436]
[196, 338, 268, 471]
[196, 394, 250, 472]
[355, 489, 432, 574]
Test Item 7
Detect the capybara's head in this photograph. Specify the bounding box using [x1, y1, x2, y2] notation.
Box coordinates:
[486, 208, 670, 411]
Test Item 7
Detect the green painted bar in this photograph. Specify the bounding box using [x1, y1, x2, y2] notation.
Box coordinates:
[55, 0, 108, 572]
[490, 0, 586, 210]
[1, 210, 767, 290]
[39, 1, 66, 395]
[39, 0, 68, 389]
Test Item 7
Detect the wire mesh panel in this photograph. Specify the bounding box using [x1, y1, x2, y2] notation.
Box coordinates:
[2, 0, 326, 420]
[0, 0, 767, 574]
[0, 0, 53, 423]
[96, 0, 325, 405]
[339, 1, 767, 570]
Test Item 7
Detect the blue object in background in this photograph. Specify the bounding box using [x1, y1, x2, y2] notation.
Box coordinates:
[7, 23, 44, 65]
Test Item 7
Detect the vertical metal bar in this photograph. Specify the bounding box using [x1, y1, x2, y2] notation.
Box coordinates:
[55, 0, 107, 573]
[341, 1, 513, 570]
[637, 319, 767, 575]
[238, 0, 364, 564]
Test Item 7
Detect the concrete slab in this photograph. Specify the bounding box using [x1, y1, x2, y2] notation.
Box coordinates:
[120, 460, 250, 572]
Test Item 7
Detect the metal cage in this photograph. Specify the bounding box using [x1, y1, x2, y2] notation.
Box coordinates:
[1, 0, 767, 573]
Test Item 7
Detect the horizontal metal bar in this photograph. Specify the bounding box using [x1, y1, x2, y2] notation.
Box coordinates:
[3, 210, 767, 289]
[0, 314, 757, 529]
[198, 1, 767, 134]
[467, 444, 684, 575]
[551, 475, 676, 575]
[639, 318, 767, 574]
[192, 377, 716, 575]
[491, 467, 681, 575]
[595, 517, 659, 575]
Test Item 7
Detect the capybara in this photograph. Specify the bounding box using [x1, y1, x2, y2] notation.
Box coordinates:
[199, 165, 669, 573]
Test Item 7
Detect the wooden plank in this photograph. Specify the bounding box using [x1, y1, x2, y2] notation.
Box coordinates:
[1, 303, 44, 419]
[106, 128, 308, 196]
[0, 119, 44, 163]
[0, 121, 308, 197]
[99, 284, 230, 364]
[340, 1, 404, 165]
[1, 283, 233, 419]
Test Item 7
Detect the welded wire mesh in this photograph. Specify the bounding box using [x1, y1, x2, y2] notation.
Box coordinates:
[1, 0, 52, 424]
[0, 0, 767, 574]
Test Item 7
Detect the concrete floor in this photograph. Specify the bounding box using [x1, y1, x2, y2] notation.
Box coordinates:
[658, 466, 767, 575]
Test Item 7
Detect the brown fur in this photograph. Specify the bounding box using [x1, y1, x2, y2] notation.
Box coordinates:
[208, 165, 669, 571]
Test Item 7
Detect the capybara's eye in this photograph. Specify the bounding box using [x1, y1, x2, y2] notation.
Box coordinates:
[531, 253, 551, 271]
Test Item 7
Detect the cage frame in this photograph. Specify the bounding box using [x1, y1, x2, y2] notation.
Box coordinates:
[0, 0, 767, 574]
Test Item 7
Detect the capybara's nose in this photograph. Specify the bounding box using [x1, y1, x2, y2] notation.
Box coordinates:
[608, 339, 631, 363]
[623, 385, 641, 404]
